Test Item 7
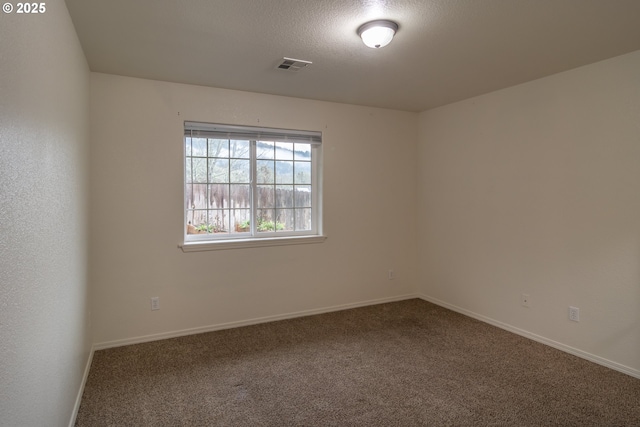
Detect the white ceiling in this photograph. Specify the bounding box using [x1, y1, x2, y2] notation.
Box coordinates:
[65, 0, 640, 112]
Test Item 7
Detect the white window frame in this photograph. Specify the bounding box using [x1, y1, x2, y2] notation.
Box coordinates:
[181, 122, 325, 252]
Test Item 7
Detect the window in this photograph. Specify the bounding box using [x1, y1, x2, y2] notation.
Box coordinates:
[183, 122, 323, 250]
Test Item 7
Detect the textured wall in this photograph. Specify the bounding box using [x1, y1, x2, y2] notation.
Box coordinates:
[418, 50, 640, 374]
[89, 73, 418, 345]
[0, 1, 91, 425]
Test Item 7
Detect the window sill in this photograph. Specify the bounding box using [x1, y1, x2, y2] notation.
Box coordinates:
[179, 235, 327, 252]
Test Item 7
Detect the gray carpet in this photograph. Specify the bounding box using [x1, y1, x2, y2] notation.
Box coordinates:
[76, 299, 640, 426]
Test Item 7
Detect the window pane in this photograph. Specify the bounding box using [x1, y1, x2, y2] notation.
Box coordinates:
[209, 159, 229, 183]
[208, 184, 229, 209]
[185, 158, 193, 183]
[275, 161, 294, 184]
[276, 185, 293, 208]
[208, 210, 229, 233]
[275, 142, 294, 160]
[191, 184, 207, 209]
[257, 141, 275, 159]
[185, 137, 192, 156]
[208, 139, 229, 158]
[257, 185, 275, 208]
[232, 209, 250, 233]
[230, 140, 250, 159]
[229, 184, 251, 208]
[193, 158, 207, 183]
[185, 184, 194, 209]
[192, 138, 207, 156]
[294, 161, 311, 184]
[295, 208, 312, 231]
[276, 209, 294, 231]
[294, 143, 311, 161]
[230, 159, 250, 183]
[257, 209, 276, 232]
[189, 210, 208, 229]
[294, 185, 311, 207]
[257, 160, 274, 184]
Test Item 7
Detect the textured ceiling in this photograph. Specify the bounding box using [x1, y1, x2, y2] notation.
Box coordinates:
[65, 0, 640, 112]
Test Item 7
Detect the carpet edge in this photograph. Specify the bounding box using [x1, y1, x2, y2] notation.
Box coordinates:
[418, 293, 640, 380]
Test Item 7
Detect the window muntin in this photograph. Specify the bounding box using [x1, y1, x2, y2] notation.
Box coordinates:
[184, 122, 321, 243]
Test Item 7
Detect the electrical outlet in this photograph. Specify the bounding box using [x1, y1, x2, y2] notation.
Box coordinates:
[569, 306, 580, 322]
[388, 270, 395, 280]
[521, 293, 530, 307]
[151, 297, 160, 311]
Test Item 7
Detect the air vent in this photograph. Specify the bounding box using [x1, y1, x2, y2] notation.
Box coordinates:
[276, 57, 312, 72]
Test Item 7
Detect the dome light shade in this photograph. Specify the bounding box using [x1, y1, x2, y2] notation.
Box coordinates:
[357, 20, 398, 49]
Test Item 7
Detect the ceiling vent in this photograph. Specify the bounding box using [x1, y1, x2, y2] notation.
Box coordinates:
[276, 57, 312, 72]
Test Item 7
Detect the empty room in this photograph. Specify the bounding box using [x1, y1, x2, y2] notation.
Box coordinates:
[1, 0, 639, 425]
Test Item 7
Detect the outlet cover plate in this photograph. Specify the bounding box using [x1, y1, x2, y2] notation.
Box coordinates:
[569, 306, 580, 322]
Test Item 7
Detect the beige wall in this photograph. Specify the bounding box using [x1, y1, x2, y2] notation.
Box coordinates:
[418, 50, 640, 374]
[90, 73, 418, 345]
[0, 0, 91, 425]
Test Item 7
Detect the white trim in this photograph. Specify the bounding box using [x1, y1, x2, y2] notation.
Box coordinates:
[94, 294, 418, 350]
[68, 345, 95, 427]
[180, 234, 327, 252]
[418, 293, 640, 380]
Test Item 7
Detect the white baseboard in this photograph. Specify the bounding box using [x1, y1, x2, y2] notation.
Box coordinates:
[69, 345, 95, 427]
[94, 293, 419, 350]
[418, 293, 640, 380]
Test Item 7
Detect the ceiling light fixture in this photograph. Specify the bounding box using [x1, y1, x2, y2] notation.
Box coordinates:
[357, 20, 399, 49]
